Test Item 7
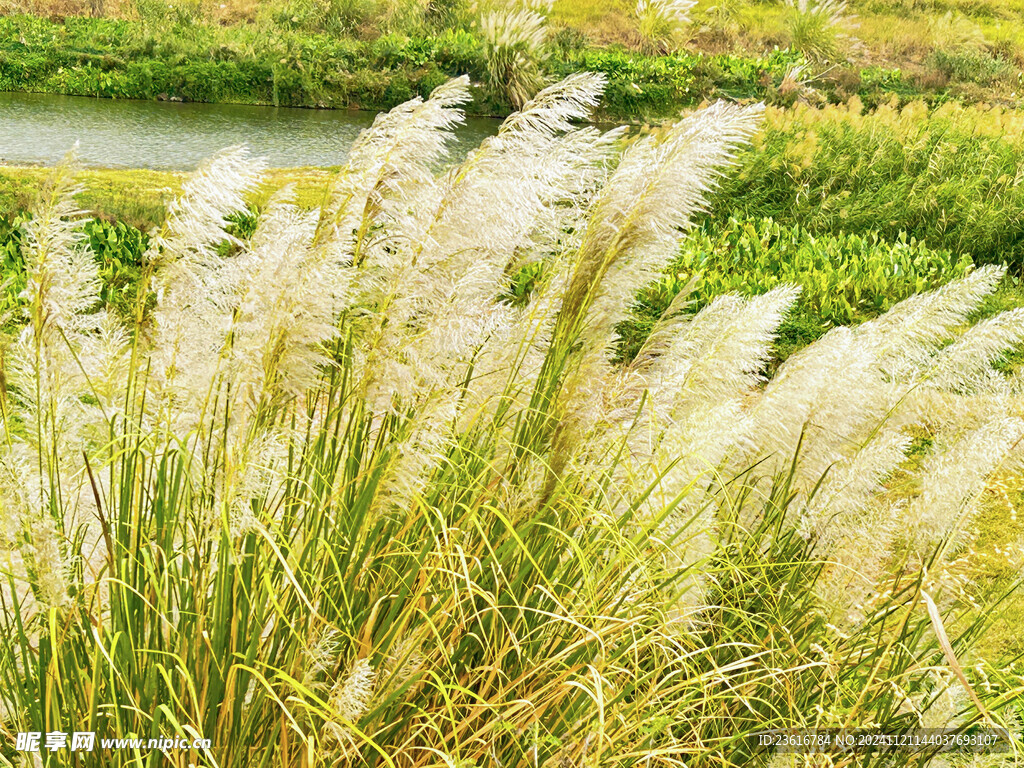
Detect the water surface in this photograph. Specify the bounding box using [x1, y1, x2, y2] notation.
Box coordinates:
[0, 92, 502, 170]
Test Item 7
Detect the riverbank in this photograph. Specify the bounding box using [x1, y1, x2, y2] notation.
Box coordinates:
[6, 97, 1024, 260]
[0, 14, 961, 121]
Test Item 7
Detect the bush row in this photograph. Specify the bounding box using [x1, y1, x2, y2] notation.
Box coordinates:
[0, 214, 148, 320]
[0, 14, 919, 119]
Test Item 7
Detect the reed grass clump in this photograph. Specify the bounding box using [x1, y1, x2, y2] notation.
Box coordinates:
[1, 74, 1023, 767]
[634, 0, 695, 54]
[478, 3, 549, 109]
[786, 0, 853, 61]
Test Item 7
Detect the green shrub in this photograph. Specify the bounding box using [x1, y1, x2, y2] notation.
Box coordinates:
[0, 213, 151, 323]
[619, 216, 974, 361]
[928, 47, 1013, 85]
[681, 217, 972, 322]
[84, 218, 150, 317]
[0, 213, 30, 321]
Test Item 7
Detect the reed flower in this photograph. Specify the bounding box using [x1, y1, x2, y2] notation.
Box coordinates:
[2, 74, 1023, 768]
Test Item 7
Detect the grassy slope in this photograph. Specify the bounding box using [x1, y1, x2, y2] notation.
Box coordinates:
[0, 164, 334, 229]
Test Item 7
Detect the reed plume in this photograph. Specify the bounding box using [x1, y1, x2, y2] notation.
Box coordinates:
[1, 75, 1021, 767]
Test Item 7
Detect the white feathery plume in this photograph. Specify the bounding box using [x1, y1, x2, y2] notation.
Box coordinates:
[464, 126, 622, 422]
[319, 76, 471, 271]
[905, 416, 1024, 553]
[744, 268, 1008, 522]
[372, 389, 461, 512]
[0, 150, 118, 611]
[152, 182, 353, 526]
[582, 287, 792, 484]
[479, 7, 547, 51]
[807, 429, 911, 618]
[599, 288, 796, 593]
[636, 0, 698, 44]
[19, 149, 101, 337]
[788, 0, 850, 30]
[566, 101, 765, 354]
[77, 312, 132, 421]
[356, 78, 618, 510]
[224, 186, 351, 411]
[0, 446, 71, 611]
[148, 145, 265, 277]
[222, 427, 290, 537]
[325, 658, 376, 743]
[805, 427, 912, 529]
[320, 79, 495, 415]
[643, 286, 799, 424]
[319, 655, 376, 757]
[744, 323, 888, 490]
[857, 264, 1004, 379]
[545, 103, 764, 501]
[478, 7, 549, 110]
[346, 75, 470, 181]
[355, 75, 610, 415]
[412, 74, 609, 288]
[724, 270, 1024, 620]
[302, 628, 343, 691]
[147, 146, 266, 432]
[815, 503, 904, 623]
[923, 308, 1024, 394]
[494, 72, 606, 144]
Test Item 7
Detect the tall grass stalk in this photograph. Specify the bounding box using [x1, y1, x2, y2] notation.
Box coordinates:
[0, 75, 1022, 767]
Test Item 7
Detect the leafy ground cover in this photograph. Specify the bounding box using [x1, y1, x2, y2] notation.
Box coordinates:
[617, 216, 978, 363]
